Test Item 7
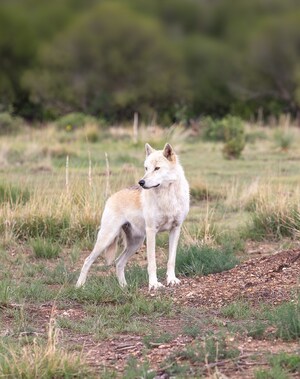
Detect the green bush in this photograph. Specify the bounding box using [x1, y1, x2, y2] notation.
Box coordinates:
[202, 117, 225, 141]
[222, 116, 246, 159]
[202, 116, 246, 159]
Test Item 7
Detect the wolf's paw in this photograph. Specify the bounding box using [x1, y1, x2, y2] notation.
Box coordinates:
[149, 281, 165, 291]
[75, 280, 84, 289]
[167, 276, 181, 286]
[119, 280, 128, 288]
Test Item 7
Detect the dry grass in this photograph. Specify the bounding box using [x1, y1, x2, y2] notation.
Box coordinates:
[0, 317, 92, 377]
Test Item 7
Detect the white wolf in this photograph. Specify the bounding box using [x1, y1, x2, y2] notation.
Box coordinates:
[76, 143, 189, 290]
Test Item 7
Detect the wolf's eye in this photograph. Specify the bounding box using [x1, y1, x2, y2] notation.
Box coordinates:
[154, 167, 160, 171]
[145, 167, 148, 171]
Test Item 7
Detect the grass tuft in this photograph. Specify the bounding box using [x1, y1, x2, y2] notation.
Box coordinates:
[255, 352, 300, 379]
[249, 206, 300, 241]
[0, 183, 30, 206]
[13, 215, 71, 241]
[221, 300, 252, 319]
[267, 300, 300, 341]
[30, 237, 61, 259]
[245, 185, 300, 240]
[0, 279, 11, 306]
[0, 319, 92, 378]
[176, 244, 239, 277]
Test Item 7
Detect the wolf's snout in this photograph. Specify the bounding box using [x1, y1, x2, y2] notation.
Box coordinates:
[138, 179, 145, 187]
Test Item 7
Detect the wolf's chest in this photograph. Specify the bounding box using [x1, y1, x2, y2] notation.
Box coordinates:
[153, 195, 187, 231]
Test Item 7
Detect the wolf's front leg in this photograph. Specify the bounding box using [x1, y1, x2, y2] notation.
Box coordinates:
[167, 226, 181, 286]
[146, 227, 164, 290]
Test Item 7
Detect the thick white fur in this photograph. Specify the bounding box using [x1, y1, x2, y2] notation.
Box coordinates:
[76, 143, 189, 290]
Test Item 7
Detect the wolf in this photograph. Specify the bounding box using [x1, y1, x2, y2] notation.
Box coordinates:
[76, 143, 189, 290]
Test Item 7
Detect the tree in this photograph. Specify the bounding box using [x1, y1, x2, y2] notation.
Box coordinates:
[24, 2, 188, 121]
[233, 11, 300, 116]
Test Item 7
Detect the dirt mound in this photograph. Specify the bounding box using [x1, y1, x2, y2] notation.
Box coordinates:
[167, 249, 300, 308]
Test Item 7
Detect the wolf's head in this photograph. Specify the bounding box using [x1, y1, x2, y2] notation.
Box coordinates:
[138, 143, 178, 189]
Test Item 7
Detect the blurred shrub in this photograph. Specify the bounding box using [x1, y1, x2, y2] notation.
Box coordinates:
[273, 127, 294, 151]
[202, 117, 226, 141]
[0, 112, 21, 135]
[56, 113, 97, 131]
[222, 116, 246, 159]
[82, 124, 100, 143]
[202, 115, 245, 159]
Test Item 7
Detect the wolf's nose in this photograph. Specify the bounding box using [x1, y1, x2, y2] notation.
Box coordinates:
[138, 180, 145, 187]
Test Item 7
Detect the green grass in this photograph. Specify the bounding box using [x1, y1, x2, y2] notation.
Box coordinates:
[0, 183, 30, 205]
[246, 320, 268, 339]
[15, 280, 56, 302]
[176, 244, 239, 277]
[42, 262, 77, 285]
[165, 333, 240, 376]
[223, 299, 300, 342]
[123, 357, 155, 379]
[249, 205, 300, 241]
[182, 324, 202, 338]
[221, 300, 252, 319]
[0, 279, 11, 306]
[12, 215, 71, 241]
[0, 325, 92, 378]
[255, 353, 300, 379]
[58, 287, 172, 338]
[30, 237, 61, 259]
[267, 300, 300, 341]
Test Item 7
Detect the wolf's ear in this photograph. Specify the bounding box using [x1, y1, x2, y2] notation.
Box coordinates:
[145, 143, 154, 157]
[163, 143, 175, 161]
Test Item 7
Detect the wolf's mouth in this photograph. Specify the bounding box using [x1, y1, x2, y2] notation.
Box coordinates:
[143, 184, 160, 189]
[151, 183, 160, 188]
[138, 179, 160, 189]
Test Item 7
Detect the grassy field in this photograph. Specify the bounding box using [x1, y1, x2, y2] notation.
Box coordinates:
[0, 119, 300, 378]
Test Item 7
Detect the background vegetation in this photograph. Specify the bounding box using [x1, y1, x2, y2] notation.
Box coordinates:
[1, 0, 300, 123]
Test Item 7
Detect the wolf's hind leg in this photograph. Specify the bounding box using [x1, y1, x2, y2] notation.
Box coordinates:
[76, 225, 120, 288]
